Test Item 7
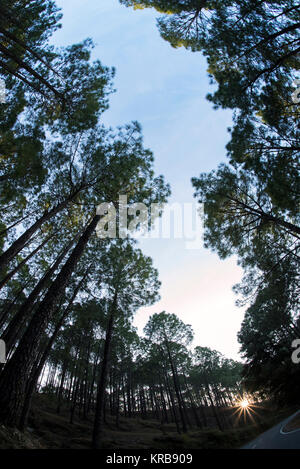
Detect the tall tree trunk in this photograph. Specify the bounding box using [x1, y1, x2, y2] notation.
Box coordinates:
[70, 377, 81, 425]
[0, 214, 100, 427]
[115, 373, 121, 428]
[164, 340, 187, 433]
[204, 376, 223, 431]
[165, 372, 181, 434]
[158, 372, 168, 424]
[126, 368, 132, 418]
[18, 269, 90, 430]
[92, 292, 117, 449]
[56, 360, 68, 414]
[83, 337, 92, 420]
[87, 341, 102, 415]
[183, 375, 202, 428]
[1, 237, 75, 353]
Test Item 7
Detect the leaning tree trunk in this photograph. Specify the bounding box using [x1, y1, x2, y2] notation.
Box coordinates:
[1, 237, 76, 353]
[0, 232, 56, 291]
[0, 196, 73, 275]
[0, 214, 100, 427]
[0, 278, 32, 330]
[0, 43, 65, 101]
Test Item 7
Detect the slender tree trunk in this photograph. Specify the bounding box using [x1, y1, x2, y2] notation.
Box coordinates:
[184, 376, 202, 428]
[70, 377, 81, 424]
[92, 292, 117, 449]
[0, 210, 37, 238]
[83, 337, 91, 420]
[0, 24, 61, 76]
[229, 195, 300, 237]
[127, 368, 132, 418]
[87, 341, 102, 415]
[0, 278, 31, 330]
[56, 361, 68, 414]
[1, 237, 75, 353]
[158, 372, 168, 424]
[164, 371, 181, 433]
[122, 377, 127, 418]
[0, 43, 65, 101]
[115, 373, 121, 428]
[0, 232, 56, 290]
[196, 388, 208, 427]
[0, 58, 51, 99]
[164, 340, 187, 433]
[204, 376, 223, 431]
[0, 197, 73, 274]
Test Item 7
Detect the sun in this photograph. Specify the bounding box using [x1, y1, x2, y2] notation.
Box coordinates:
[240, 399, 250, 409]
[231, 395, 261, 426]
[232, 393, 264, 427]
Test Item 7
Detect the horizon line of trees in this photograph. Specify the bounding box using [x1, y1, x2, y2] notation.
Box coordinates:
[37, 308, 245, 435]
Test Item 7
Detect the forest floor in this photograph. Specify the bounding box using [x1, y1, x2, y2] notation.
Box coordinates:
[0, 394, 297, 450]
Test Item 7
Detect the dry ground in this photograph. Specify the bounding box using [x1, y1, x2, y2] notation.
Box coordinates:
[0, 394, 297, 450]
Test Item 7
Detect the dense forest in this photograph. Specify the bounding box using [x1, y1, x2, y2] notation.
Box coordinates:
[0, 0, 299, 450]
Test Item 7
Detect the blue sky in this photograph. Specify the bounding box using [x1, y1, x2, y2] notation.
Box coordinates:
[54, 0, 245, 360]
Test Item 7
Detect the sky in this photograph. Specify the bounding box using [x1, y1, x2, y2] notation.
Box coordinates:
[53, 0, 246, 361]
